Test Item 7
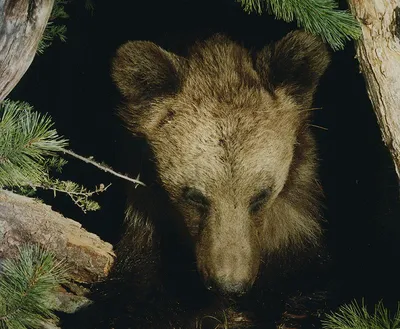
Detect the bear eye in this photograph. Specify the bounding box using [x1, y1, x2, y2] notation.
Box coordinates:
[249, 189, 270, 213]
[183, 187, 210, 208]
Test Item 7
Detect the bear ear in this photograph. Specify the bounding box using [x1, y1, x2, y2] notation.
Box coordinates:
[255, 30, 331, 106]
[111, 41, 185, 102]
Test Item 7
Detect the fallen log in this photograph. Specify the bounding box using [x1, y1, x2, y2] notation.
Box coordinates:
[0, 189, 115, 283]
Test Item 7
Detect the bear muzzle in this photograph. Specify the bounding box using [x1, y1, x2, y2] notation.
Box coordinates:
[204, 275, 253, 298]
[196, 234, 260, 298]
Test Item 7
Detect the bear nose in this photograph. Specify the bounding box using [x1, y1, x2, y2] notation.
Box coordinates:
[205, 277, 252, 298]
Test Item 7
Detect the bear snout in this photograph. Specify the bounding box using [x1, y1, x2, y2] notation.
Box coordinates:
[199, 254, 259, 297]
[205, 276, 253, 297]
[197, 233, 260, 298]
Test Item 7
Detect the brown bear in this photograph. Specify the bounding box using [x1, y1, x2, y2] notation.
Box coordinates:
[66, 31, 331, 329]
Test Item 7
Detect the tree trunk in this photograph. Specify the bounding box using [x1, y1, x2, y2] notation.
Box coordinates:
[347, 0, 400, 180]
[0, 0, 54, 102]
[0, 190, 115, 283]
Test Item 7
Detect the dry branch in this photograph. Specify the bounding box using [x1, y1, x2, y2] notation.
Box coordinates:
[0, 0, 54, 101]
[347, 0, 400, 179]
[0, 189, 115, 283]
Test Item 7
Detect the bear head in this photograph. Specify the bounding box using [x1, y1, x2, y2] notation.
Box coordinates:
[112, 31, 330, 297]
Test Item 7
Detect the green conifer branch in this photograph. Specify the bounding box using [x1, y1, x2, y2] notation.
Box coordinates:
[37, 0, 96, 54]
[0, 245, 67, 329]
[37, 0, 69, 55]
[322, 299, 400, 329]
[0, 99, 144, 211]
[85, 0, 95, 14]
[0, 100, 68, 188]
[39, 178, 112, 213]
[237, 0, 361, 50]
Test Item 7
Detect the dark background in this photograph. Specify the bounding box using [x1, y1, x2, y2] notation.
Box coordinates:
[10, 0, 400, 314]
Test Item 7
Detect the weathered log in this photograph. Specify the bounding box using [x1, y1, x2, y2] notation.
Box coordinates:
[0, 0, 54, 102]
[347, 0, 400, 180]
[0, 189, 115, 283]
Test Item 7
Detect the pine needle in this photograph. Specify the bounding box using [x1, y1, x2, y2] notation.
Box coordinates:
[39, 178, 112, 213]
[0, 99, 144, 211]
[37, 0, 69, 54]
[322, 299, 400, 329]
[85, 0, 95, 14]
[0, 99, 68, 188]
[0, 100, 104, 212]
[0, 245, 67, 329]
[237, 0, 361, 50]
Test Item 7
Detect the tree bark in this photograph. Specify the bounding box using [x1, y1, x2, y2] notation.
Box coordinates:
[347, 0, 400, 179]
[0, 190, 115, 283]
[0, 0, 54, 102]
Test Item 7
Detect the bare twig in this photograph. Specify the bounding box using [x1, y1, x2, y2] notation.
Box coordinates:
[60, 148, 145, 187]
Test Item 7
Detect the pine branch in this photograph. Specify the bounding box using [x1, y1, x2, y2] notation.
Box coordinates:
[0, 245, 66, 329]
[37, 0, 69, 55]
[322, 299, 400, 329]
[85, 0, 95, 15]
[49, 0, 69, 20]
[0, 99, 144, 212]
[237, 0, 361, 50]
[0, 99, 68, 188]
[37, 0, 95, 54]
[38, 178, 112, 213]
[37, 24, 67, 55]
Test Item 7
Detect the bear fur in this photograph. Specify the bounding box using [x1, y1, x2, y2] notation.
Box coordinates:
[66, 31, 331, 329]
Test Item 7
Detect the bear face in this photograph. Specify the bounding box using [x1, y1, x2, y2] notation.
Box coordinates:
[112, 31, 330, 297]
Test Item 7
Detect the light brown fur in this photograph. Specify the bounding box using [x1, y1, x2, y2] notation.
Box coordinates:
[112, 31, 330, 293]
